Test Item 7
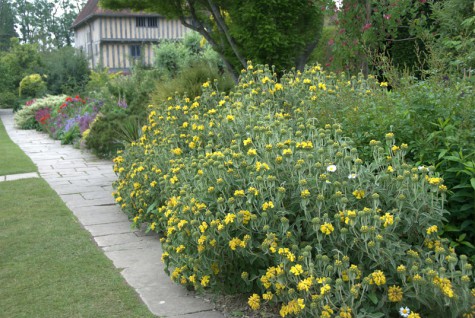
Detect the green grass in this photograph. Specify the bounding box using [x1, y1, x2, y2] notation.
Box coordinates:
[0, 178, 157, 318]
[0, 119, 37, 176]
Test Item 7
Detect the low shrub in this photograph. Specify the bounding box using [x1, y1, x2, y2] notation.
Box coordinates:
[113, 64, 474, 317]
[84, 66, 157, 158]
[150, 61, 235, 104]
[19, 74, 47, 99]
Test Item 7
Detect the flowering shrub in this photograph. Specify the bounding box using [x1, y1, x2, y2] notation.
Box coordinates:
[39, 95, 103, 145]
[14, 94, 103, 146]
[113, 63, 474, 317]
[14, 95, 66, 130]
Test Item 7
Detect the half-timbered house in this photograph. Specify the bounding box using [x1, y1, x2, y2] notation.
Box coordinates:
[72, 0, 190, 71]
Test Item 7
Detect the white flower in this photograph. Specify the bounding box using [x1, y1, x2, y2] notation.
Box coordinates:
[327, 165, 337, 173]
[348, 173, 357, 179]
[418, 165, 427, 172]
[399, 307, 410, 317]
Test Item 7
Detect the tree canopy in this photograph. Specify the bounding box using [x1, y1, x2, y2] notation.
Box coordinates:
[0, 0, 17, 51]
[12, 0, 86, 49]
[99, 0, 326, 80]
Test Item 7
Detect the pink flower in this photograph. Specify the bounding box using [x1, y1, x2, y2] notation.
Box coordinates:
[384, 14, 391, 20]
[362, 23, 372, 31]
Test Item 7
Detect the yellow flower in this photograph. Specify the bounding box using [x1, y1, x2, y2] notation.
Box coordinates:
[380, 81, 388, 87]
[369, 270, 386, 286]
[262, 201, 275, 211]
[275, 83, 283, 91]
[226, 114, 235, 121]
[234, 190, 245, 197]
[224, 213, 236, 224]
[388, 285, 403, 302]
[201, 275, 210, 287]
[229, 237, 242, 250]
[427, 176, 443, 185]
[248, 294, 260, 310]
[407, 313, 421, 318]
[247, 148, 257, 156]
[300, 189, 311, 198]
[290, 264, 304, 276]
[352, 189, 365, 199]
[262, 291, 273, 300]
[426, 225, 438, 235]
[387, 165, 394, 173]
[339, 306, 352, 318]
[433, 276, 454, 298]
[380, 213, 394, 227]
[243, 138, 252, 146]
[255, 161, 270, 171]
[385, 132, 394, 139]
[297, 277, 313, 291]
[248, 187, 259, 196]
[320, 222, 334, 235]
[397, 265, 406, 273]
[283, 149, 292, 156]
[171, 147, 183, 155]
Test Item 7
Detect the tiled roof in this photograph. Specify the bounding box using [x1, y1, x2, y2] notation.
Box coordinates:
[71, 0, 160, 29]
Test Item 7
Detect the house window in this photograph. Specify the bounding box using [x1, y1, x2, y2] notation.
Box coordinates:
[148, 17, 158, 27]
[136, 17, 158, 28]
[130, 45, 141, 59]
[136, 17, 146, 27]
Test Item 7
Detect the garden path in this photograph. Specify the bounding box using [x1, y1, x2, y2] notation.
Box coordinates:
[0, 109, 224, 318]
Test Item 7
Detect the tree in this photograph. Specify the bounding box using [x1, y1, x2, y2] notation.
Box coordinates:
[13, 0, 86, 49]
[39, 46, 90, 94]
[0, 0, 17, 51]
[99, 0, 326, 81]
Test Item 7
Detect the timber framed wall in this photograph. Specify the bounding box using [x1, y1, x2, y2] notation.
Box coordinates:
[73, 3, 189, 71]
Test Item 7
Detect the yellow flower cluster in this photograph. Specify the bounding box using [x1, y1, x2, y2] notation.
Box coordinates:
[320, 223, 334, 235]
[279, 298, 305, 317]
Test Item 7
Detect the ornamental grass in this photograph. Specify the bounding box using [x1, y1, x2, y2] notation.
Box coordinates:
[113, 63, 474, 317]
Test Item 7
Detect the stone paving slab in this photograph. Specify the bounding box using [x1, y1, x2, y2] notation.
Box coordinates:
[1, 172, 40, 182]
[0, 109, 224, 318]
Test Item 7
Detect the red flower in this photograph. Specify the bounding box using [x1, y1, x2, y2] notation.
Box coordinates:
[362, 23, 372, 32]
[66, 97, 72, 102]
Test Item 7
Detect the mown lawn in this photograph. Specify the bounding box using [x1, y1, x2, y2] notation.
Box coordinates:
[0, 118, 37, 176]
[0, 178, 157, 318]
